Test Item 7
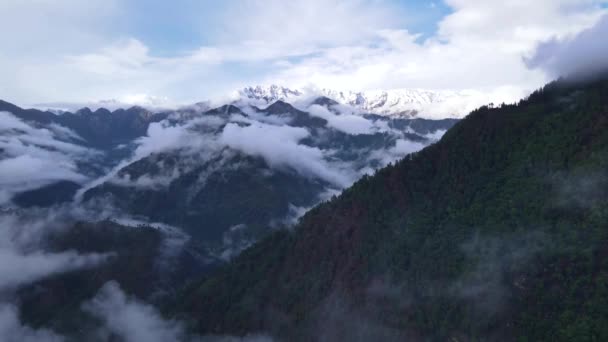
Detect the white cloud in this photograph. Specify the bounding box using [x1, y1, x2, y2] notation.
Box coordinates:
[0, 249, 109, 290]
[525, 14, 608, 79]
[368, 138, 428, 168]
[2, 1, 606, 107]
[213, 0, 403, 53]
[0, 112, 96, 204]
[270, 1, 606, 92]
[83, 281, 275, 342]
[76, 115, 225, 198]
[0, 212, 112, 291]
[83, 101, 446, 197]
[83, 281, 187, 342]
[220, 121, 353, 188]
[307, 104, 375, 135]
[0, 305, 64, 342]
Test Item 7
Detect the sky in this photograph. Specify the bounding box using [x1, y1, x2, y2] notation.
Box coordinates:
[1, 0, 607, 107]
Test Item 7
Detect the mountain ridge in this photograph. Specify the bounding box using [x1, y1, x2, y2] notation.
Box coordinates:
[24, 84, 502, 120]
[238, 84, 508, 119]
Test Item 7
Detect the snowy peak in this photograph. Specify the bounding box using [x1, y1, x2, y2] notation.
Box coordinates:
[239, 85, 302, 103]
[319, 88, 471, 118]
[239, 85, 485, 119]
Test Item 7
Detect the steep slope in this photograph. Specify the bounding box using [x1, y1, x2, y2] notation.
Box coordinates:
[174, 77, 608, 341]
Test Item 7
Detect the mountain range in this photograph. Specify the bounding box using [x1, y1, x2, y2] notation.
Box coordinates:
[0, 93, 457, 322]
[1, 75, 607, 341]
[240, 85, 485, 119]
[29, 84, 498, 120]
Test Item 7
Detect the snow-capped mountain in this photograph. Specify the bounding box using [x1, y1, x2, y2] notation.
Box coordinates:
[240, 85, 492, 119]
[33, 85, 494, 120]
[239, 85, 302, 104]
[319, 88, 477, 119]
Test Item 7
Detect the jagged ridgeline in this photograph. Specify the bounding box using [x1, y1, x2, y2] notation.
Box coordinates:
[172, 77, 608, 341]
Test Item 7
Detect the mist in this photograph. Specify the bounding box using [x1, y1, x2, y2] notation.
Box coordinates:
[0, 304, 64, 342]
[0, 111, 96, 204]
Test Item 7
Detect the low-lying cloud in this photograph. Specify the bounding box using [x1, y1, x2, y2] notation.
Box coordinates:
[0, 304, 64, 342]
[220, 121, 353, 188]
[83, 281, 188, 342]
[367, 139, 427, 169]
[79, 101, 452, 201]
[0, 211, 112, 291]
[83, 281, 274, 342]
[307, 104, 375, 135]
[76, 116, 225, 198]
[0, 111, 96, 204]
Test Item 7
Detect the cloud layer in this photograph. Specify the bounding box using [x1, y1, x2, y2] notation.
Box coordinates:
[220, 121, 353, 188]
[0, 211, 112, 291]
[85, 100, 443, 195]
[1, 1, 606, 106]
[0, 111, 96, 204]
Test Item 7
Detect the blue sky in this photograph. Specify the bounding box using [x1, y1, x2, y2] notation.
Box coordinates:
[0, 0, 606, 106]
[119, 1, 452, 54]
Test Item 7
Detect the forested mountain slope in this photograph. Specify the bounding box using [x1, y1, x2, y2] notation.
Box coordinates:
[173, 77, 608, 341]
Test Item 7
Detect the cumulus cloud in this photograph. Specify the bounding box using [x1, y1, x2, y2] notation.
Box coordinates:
[0, 111, 96, 204]
[525, 14, 608, 79]
[267, 1, 605, 95]
[2, 1, 605, 107]
[220, 121, 353, 188]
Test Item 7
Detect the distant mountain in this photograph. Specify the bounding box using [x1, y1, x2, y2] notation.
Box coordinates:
[320, 88, 476, 119]
[0, 100, 168, 149]
[239, 85, 491, 119]
[35, 94, 174, 112]
[173, 77, 608, 341]
[240, 85, 302, 104]
[82, 100, 457, 259]
[0, 93, 458, 340]
[1, 97, 456, 211]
